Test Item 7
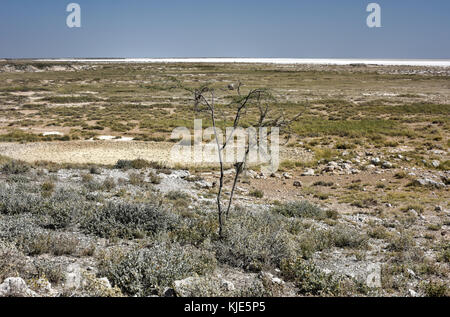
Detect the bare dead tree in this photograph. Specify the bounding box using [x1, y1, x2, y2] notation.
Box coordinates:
[192, 83, 301, 237]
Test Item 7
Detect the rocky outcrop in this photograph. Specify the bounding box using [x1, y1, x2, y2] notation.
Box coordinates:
[0, 277, 37, 297]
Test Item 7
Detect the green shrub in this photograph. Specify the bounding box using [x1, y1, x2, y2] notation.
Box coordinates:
[172, 212, 218, 246]
[0, 183, 42, 215]
[281, 257, 341, 296]
[15, 231, 79, 257]
[165, 190, 190, 201]
[1, 160, 30, 174]
[41, 181, 55, 197]
[272, 201, 327, 219]
[102, 177, 116, 191]
[114, 160, 133, 170]
[149, 171, 162, 184]
[98, 241, 216, 296]
[89, 166, 101, 174]
[249, 189, 264, 198]
[216, 211, 296, 271]
[33, 258, 66, 284]
[0, 241, 29, 281]
[422, 281, 449, 297]
[41, 188, 87, 229]
[81, 202, 180, 239]
[388, 231, 415, 251]
[114, 159, 153, 170]
[330, 225, 368, 249]
[128, 172, 145, 186]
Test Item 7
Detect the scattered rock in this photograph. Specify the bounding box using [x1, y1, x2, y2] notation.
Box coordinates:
[431, 160, 440, 168]
[195, 180, 213, 189]
[406, 269, 416, 277]
[259, 272, 285, 285]
[221, 279, 235, 292]
[246, 170, 258, 178]
[97, 277, 112, 289]
[301, 168, 315, 176]
[414, 178, 445, 189]
[293, 181, 302, 187]
[382, 161, 393, 169]
[282, 172, 292, 179]
[435, 205, 443, 212]
[0, 277, 37, 297]
[173, 277, 197, 297]
[169, 170, 190, 179]
[65, 263, 82, 290]
[371, 157, 381, 165]
[409, 289, 418, 297]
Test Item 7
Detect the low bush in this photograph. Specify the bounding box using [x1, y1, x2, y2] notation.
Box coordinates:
[0, 183, 43, 215]
[422, 280, 449, 297]
[330, 225, 368, 249]
[0, 241, 30, 281]
[33, 258, 66, 284]
[281, 257, 342, 296]
[128, 172, 145, 186]
[81, 202, 180, 239]
[249, 189, 264, 198]
[102, 177, 116, 191]
[148, 171, 162, 184]
[216, 211, 296, 271]
[271, 201, 327, 219]
[114, 159, 152, 170]
[1, 160, 30, 174]
[98, 241, 217, 296]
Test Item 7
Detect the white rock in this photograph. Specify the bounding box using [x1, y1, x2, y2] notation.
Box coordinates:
[221, 280, 235, 292]
[0, 277, 37, 297]
[414, 178, 445, 189]
[301, 168, 315, 176]
[65, 264, 82, 290]
[431, 160, 440, 168]
[382, 161, 393, 169]
[371, 157, 381, 165]
[409, 289, 418, 297]
[406, 269, 416, 277]
[195, 180, 213, 189]
[169, 170, 190, 179]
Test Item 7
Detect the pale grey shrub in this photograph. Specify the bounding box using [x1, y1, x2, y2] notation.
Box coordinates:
[98, 241, 217, 296]
[216, 211, 297, 271]
[81, 201, 180, 239]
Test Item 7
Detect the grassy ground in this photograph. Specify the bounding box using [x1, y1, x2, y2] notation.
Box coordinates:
[0, 61, 449, 145]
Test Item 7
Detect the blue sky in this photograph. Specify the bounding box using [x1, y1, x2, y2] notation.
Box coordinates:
[0, 0, 449, 58]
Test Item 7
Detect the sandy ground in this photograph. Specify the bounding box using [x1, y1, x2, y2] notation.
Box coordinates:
[0, 141, 311, 166]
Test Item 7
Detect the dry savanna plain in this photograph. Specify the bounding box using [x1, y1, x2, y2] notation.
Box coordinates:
[0, 60, 448, 297]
